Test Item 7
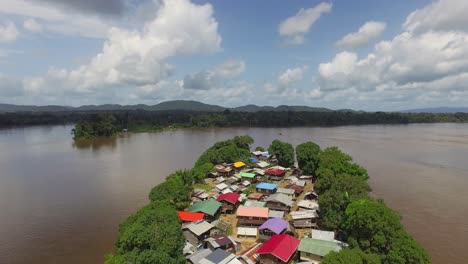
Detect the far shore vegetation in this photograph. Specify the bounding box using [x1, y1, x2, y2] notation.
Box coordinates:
[104, 135, 430, 264]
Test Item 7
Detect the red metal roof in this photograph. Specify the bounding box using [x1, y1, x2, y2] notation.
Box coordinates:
[216, 192, 240, 205]
[256, 234, 300, 262]
[265, 168, 286, 176]
[177, 211, 205, 222]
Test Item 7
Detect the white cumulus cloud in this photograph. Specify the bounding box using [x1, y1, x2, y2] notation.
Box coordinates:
[183, 59, 245, 90]
[0, 21, 19, 43]
[23, 19, 43, 32]
[335, 21, 386, 50]
[278, 2, 332, 45]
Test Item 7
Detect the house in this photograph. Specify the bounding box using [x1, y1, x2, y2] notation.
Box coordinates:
[268, 210, 285, 219]
[258, 218, 294, 241]
[199, 248, 240, 264]
[253, 168, 265, 176]
[247, 192, 264, 200]
[297, 200, 319, 210]
[204, 235, 241, 253]
[236, 206, 269, 226]
[290, 210, 319, 229]
[187, 248, 213, 264]
[183, 220, 215, 246]
[250, 157, 259, 163]
[298, 238, 347, 262]
[217, 192, 241, 213]
[178, 211, 205, 223]
[233, 161, 246, 170]
[188, 199, 222, 222]
[237, 227, 258, 238]
[237, 243, 262, 264]
[311, 230, 335, 242]
[193, 189, 210, 201]
[239, 172, 256, 182]
[216, 182, 229, 192]
[244, 200, 266, 208]
[216, 165, 234, 176]
[241, 180, 251, 187]
[276, 188, 295, 199]
[285, 184, 305, 197]
[265, 193, 293, 212]
[256, 234, 300, 264]
[252, 151, 270, 161]
[265, 168, 286, 181]
[291, 167, 303, 176]
[227, 176, 240, 184]
[304, 191, 318, 200]
[257, 161, 270, 168]
[255, 182, 278, 194]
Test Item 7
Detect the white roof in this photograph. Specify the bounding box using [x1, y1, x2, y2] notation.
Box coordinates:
[271, 165, 286, 170]
[237, 227, 257, 236]
[295, 180, 306, 187]
[257, 161, 270, 168]
[185, 221, 214, 236]
[216, 183, 229, 190]
[297, 200, 319, 210]
[277, 188, 295, 195]
[216, 176, 226, 183]
[285, 176, 298, 182]
[252, 151, 263, 156]
[227, 258, 243, 264]
[241, 180, 251, 187]
[253, 168, 265, 175]
[268, 210, 285, 218]
[290, 210, 319, 220]
[188, 248, 213, 263]
[222, 189, 233, 194]
[311, 230, 335, 242]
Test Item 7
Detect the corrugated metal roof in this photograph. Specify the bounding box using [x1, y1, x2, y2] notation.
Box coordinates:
[265, 193, 293, 206]
[297, 200, 319, 210]
[277, 188, 295, 195]
[298, 238, 345, 257]
[236, 206, 269, 218]
[188, 199, 222, 216]
[200, 248, 236, 264]
[257, 161, 270, 168]
[239, 172, 256, 178]
[268, 210, 285, 218]
[216, 183, 229, 190]
[233, 161, 246, 168]
[259, 218, 289, 234]
[185, 220, 214, 236]
[311, 230, 335, 242]
[290, 210, 319, 220]
[244, 200, 266, 208]
[256, 182, 278, 190]
[256, 234, 300, 262]
[237, 227, 258, 236]
[188, 248, 213, 263]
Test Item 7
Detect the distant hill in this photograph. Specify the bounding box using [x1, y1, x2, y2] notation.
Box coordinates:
[0, 100, 338, 113]
[403, 107, 468, 113]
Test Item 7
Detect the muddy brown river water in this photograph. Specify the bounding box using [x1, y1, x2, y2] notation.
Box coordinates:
[1, 124, 467, 264]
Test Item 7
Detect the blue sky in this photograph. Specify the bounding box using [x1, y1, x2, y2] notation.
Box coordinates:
[1, 0, 467, 110]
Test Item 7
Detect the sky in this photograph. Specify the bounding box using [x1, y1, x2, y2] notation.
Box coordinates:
[1, 0, 468, 111]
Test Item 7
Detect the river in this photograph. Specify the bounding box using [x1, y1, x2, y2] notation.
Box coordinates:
[0, 124, 467, 264]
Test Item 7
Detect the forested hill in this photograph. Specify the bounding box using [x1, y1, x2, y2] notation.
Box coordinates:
[0, 100, 335, 113]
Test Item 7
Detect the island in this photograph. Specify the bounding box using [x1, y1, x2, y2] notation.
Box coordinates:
[104, 136, 430, 264]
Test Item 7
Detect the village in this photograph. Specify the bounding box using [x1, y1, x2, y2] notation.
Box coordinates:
[180, 150, 348, 264]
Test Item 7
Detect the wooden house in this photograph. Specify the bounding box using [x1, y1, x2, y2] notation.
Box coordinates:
[256, 234, 300, 264]
[290, 210, 319, 229]
[216, 192, 241, 214]
[236, 206, 269, 226]
[204, 235, 241, 253]
[258, 218, 294, 241]
[188, 199, 222, 222]
[255, 182, 278, 194]
[298, 238, 346, 262]
[182, 220, 214, 246]
[265, 193, 293, 212]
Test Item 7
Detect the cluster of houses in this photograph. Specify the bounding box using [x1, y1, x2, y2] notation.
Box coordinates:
[179, 150, 347, 264]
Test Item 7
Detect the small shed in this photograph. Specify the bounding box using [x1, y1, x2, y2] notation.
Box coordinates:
[217, 192, 241, 213]
[204, 235, 241, 253]
[237, 227, 258, 238]
[247, 192, 264, 200]
[233, 161, 246, 170]
[178, 211, 205, 223]
[239, 172, 256, 182]
[257, 161, 270, 168]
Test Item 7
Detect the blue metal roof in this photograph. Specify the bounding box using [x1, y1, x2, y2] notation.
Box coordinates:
[250, 157, 259, 163]
[256, 182, 278, 190]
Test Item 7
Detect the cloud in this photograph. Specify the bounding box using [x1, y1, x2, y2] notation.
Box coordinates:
[404, 0, 468, 34]
[0, 21, 19, 43]
[265, 66, 309, 94]
[183, 59, 245, 90]
[23, 0, 221, 101]
[278, 2, 332, 45]
[335, 21, 386, 50]
[35, 0, 127, 17]
[0, 0, 114, 38]
[317, 0, 468, 109]
[23, 18, 43, 32]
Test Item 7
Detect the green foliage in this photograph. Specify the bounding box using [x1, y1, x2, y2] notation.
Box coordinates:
[112, 201, 185, 264]
[148, 170, 193, 210]
[322, 248, 381, 264]
[194, 137, 252, 168]
[72, 113, 120, 139]
[296, 141, 321, 175]
[343, 199, 404, 254]
[191, 163, 214, 182]
[254, 146, 265, 151]
[383, 233, 431, 264]
[316, 147, 368, 180]
[268, 139, 295, 167]
[233, 135, 254, 149]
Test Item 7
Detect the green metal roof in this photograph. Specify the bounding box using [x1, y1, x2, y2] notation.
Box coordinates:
[239, 172, 256, 178]
[188, 199, 222, 216]
[298, 238, 344, 257]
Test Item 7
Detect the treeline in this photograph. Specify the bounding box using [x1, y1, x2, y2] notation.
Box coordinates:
[106, 136, 430, 264]
[1, 110, 468, 132]
[105, 136, 254, 264]
[293, 142, 430, 264]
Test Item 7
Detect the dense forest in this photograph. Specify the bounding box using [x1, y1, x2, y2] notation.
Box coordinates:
[105, 136, 430, 264]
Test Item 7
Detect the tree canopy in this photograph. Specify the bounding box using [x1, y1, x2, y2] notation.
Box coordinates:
[296, 141, 321, 175]
[268, 139, 295, 167]
[322, 248, 381, 264]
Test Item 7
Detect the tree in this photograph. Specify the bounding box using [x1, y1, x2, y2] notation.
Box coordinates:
[148, 172, 192, 210]
[343, 199, 404, 255]
[191, 163, 214, 182]
[384, 233, 431, 264]
[255, 146, 265, 152]
[268, 139, 295, 167]
[322, 248, 381, 264]
[316, 147, 368, 180]
[296, 141, 321, 175]
[233, 135, 254, 150]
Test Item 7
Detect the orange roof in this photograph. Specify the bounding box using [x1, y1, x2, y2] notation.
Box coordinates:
[177, 211, 205, 222]
[248, 192, 264, 200]
[237, 206, 269, 218]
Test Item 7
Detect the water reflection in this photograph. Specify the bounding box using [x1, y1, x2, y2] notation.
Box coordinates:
[72, 137, 118, 151]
